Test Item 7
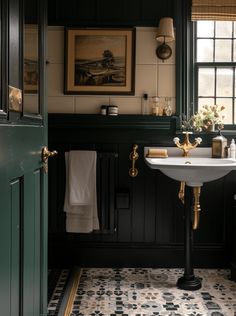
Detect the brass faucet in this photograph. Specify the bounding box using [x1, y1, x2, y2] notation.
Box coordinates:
[173, 132, 202, 157]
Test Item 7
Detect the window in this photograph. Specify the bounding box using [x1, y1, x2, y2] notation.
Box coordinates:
[194, 21, 236, 125]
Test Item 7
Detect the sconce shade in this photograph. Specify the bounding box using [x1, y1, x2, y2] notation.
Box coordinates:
[156, 17, 175, 43]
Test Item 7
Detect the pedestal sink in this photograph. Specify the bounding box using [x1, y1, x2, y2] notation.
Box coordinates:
[145, 155, 236, 187]
[145, 147, 236, 290]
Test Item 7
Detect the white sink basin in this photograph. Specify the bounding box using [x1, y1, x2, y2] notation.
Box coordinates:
[145, 148, 236, 186]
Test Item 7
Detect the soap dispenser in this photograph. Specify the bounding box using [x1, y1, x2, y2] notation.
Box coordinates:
[230, 139, 236, 159]
[212, 130, 227, 158]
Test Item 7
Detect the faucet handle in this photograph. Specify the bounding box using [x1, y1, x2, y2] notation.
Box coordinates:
[173, 137, 180, 144]
[195, 137, 202, 144]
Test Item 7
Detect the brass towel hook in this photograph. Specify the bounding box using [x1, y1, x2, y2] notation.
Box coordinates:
[129, 144, 139, 177]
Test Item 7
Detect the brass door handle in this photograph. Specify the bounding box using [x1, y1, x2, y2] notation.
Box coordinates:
[42, 146, 58, 163]
[129, 144, 139, 177]
[42, 146, 58, 173]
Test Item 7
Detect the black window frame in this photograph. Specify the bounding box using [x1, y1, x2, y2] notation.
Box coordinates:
[192, 21, 236, 130]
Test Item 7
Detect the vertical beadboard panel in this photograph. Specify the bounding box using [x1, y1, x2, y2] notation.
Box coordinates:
[33, 170, 41, 316]
[117, 144, 132, 242]
[23, 169, 41, 316]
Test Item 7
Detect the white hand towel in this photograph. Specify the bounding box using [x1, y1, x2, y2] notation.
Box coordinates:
[64, 151, 99, 233]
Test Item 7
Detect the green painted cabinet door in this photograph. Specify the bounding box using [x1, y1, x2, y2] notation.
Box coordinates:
[0, 0, 48, 315]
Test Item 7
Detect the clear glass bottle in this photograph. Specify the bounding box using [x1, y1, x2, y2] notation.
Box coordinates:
[141, 93, 149, 115]
[164, 97, 172, 116]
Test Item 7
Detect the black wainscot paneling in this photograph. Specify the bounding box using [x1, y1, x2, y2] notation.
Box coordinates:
[48, 114, 236, 270]
[48, 0, 174, 27]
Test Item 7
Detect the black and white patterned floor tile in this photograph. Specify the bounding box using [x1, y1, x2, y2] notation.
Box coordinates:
[69, 268, 236, 316]
[48, 269, 70, 315]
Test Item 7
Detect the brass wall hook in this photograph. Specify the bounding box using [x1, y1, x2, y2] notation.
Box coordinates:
[129, 144, 139, 177]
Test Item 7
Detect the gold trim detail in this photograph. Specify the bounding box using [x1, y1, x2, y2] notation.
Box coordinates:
[178, 181, 185, 204]
[41, 146, 58, 173]
[64, 269, 82, 316]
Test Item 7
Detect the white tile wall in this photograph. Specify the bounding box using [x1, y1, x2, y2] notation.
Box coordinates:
[47, 26, 64, 64]
[135, 64, 158, 97]
[110, 97, 141, 114]
[48, 64, 64, 96]
[47, 26, 176, 114]
[75, 96, 110, 114]
[136, 27, 158, 65]
[48, 96, 75, 113]
[158, 64, 176, 97]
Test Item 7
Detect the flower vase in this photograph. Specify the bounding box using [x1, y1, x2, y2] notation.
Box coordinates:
[205, 124, 215, 132]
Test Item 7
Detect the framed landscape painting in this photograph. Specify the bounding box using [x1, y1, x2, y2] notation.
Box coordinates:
[24, 58, 38, 93]
[64, 28, 136, 95]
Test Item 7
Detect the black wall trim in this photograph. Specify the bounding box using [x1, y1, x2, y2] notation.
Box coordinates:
[231, 262, 236, 281]
[49, 114, 178, 132]
[49, 240, 229, 269]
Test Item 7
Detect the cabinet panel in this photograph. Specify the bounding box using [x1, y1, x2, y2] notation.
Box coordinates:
[10, 179, 21, 316]
[23, 170, 42, 316]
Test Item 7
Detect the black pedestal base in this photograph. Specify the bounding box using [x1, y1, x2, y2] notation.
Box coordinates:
[177, 275, 202, 291]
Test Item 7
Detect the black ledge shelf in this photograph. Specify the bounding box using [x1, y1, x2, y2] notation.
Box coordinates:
[48, 114, 178, 134]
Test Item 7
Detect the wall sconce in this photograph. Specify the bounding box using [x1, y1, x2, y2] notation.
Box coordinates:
[156, 17, 175, 61]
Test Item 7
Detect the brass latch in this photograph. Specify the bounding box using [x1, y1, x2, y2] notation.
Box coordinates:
[129, 144, 139, 177]
[42, 146, 58, 173]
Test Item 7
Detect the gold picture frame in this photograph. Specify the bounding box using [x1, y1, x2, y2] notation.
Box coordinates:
[64, 28, 136, 95]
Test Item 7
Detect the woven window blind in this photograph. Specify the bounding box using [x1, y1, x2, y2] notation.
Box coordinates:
[192, 0, 236, 21]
